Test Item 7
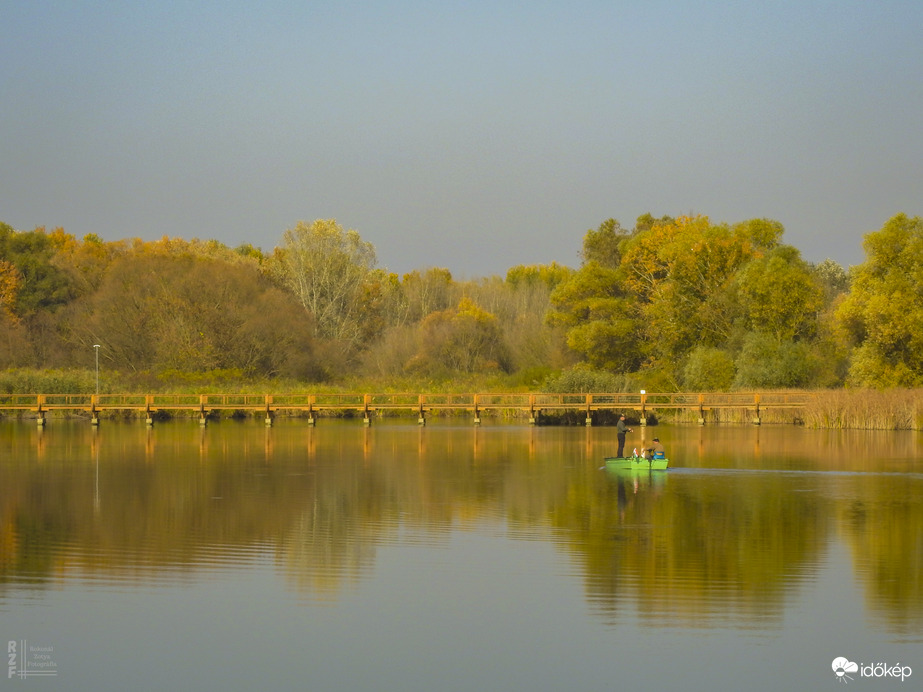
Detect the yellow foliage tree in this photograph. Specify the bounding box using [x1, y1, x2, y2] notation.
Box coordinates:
[0, 260, 21, 322]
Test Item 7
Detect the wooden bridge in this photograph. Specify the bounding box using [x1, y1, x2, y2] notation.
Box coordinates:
[0, 391, 815, 426]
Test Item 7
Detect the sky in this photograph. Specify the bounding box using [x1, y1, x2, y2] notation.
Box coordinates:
[1, 0, 920, 277]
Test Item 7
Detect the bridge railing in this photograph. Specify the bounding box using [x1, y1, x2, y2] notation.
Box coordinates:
[0, 391, 818, 422]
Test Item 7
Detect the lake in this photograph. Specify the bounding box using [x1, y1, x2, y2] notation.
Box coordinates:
[1, 418, 920, 691]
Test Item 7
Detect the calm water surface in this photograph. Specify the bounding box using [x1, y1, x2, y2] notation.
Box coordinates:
[1, 419, 921, 691]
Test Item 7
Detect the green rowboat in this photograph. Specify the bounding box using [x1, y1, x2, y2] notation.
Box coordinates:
[604, 456, 669, 471]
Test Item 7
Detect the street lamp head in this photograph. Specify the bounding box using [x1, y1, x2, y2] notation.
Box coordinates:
[93, 344, 100, 348]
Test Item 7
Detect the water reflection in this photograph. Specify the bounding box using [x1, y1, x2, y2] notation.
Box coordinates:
[0, 420, 920, 635]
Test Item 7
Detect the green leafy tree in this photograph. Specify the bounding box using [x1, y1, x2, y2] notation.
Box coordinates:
[546, 261, 641, 371]
[542, 367, 633, 393]
[580, 219, 631, 269]
[733, 332, 815, 388]
[736, 246, 824, 343]
[836, 214, 923, 386]
[683, 346, 736, 391]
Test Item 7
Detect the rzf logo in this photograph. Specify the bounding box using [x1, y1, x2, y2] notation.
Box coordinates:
[7, 640, 16, 679]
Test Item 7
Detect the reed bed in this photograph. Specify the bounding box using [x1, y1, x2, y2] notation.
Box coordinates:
[800, 389, 923, 430]
[667, 408, 798, 426]
[653, 389, 923, 430]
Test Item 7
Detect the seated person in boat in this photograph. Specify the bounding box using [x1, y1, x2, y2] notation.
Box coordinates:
[645, 438, 666, 459]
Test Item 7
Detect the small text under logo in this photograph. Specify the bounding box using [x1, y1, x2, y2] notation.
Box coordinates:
[8, 640, 58, 680]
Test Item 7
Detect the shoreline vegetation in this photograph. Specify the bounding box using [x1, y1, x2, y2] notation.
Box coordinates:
[1, 368, 922, 430]
[4, 215, 923, 422]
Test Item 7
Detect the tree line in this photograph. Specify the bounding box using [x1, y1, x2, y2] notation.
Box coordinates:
[0, 212, 919, 391]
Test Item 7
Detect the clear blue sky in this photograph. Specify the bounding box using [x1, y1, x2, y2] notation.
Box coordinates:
[2, 1, 920, 277]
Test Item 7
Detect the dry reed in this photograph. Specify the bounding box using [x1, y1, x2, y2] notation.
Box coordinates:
[800, 389, 923, 430]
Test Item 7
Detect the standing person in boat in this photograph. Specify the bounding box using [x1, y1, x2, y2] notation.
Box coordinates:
[645, 437, 666, 460]
[616, 415, 633, 458]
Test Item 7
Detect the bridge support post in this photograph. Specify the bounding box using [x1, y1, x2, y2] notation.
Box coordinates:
[418, 396, 426, 425]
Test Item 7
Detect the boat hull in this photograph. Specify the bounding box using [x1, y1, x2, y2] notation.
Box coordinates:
[604, 456, 669, 470]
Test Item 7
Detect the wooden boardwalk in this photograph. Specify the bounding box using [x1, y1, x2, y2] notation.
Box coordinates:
[0, 391, 815, 426]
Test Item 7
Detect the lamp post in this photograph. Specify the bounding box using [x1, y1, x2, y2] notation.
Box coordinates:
[93, 344, 100, 395]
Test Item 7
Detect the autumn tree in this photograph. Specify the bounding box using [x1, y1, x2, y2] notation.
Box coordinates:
[811, 258, 850, 304]
[47, 228, 128, 296]
[0, 258, 30, 367]
[272, 219, 377, 350]
[620, 215, 774, 368]
[0, 223, 77, 316]
[505, 262, 572, 290]
[416, 298, 510, 374]
[0, 259, 21, 322]
[384, 267, 454, 327]
[69, 254, 316, 377]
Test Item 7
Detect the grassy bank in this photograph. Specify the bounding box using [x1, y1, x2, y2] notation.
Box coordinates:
[2, 369, 922, 430]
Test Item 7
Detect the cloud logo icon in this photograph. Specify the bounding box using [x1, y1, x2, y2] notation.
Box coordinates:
[832, 657, 859, 683]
